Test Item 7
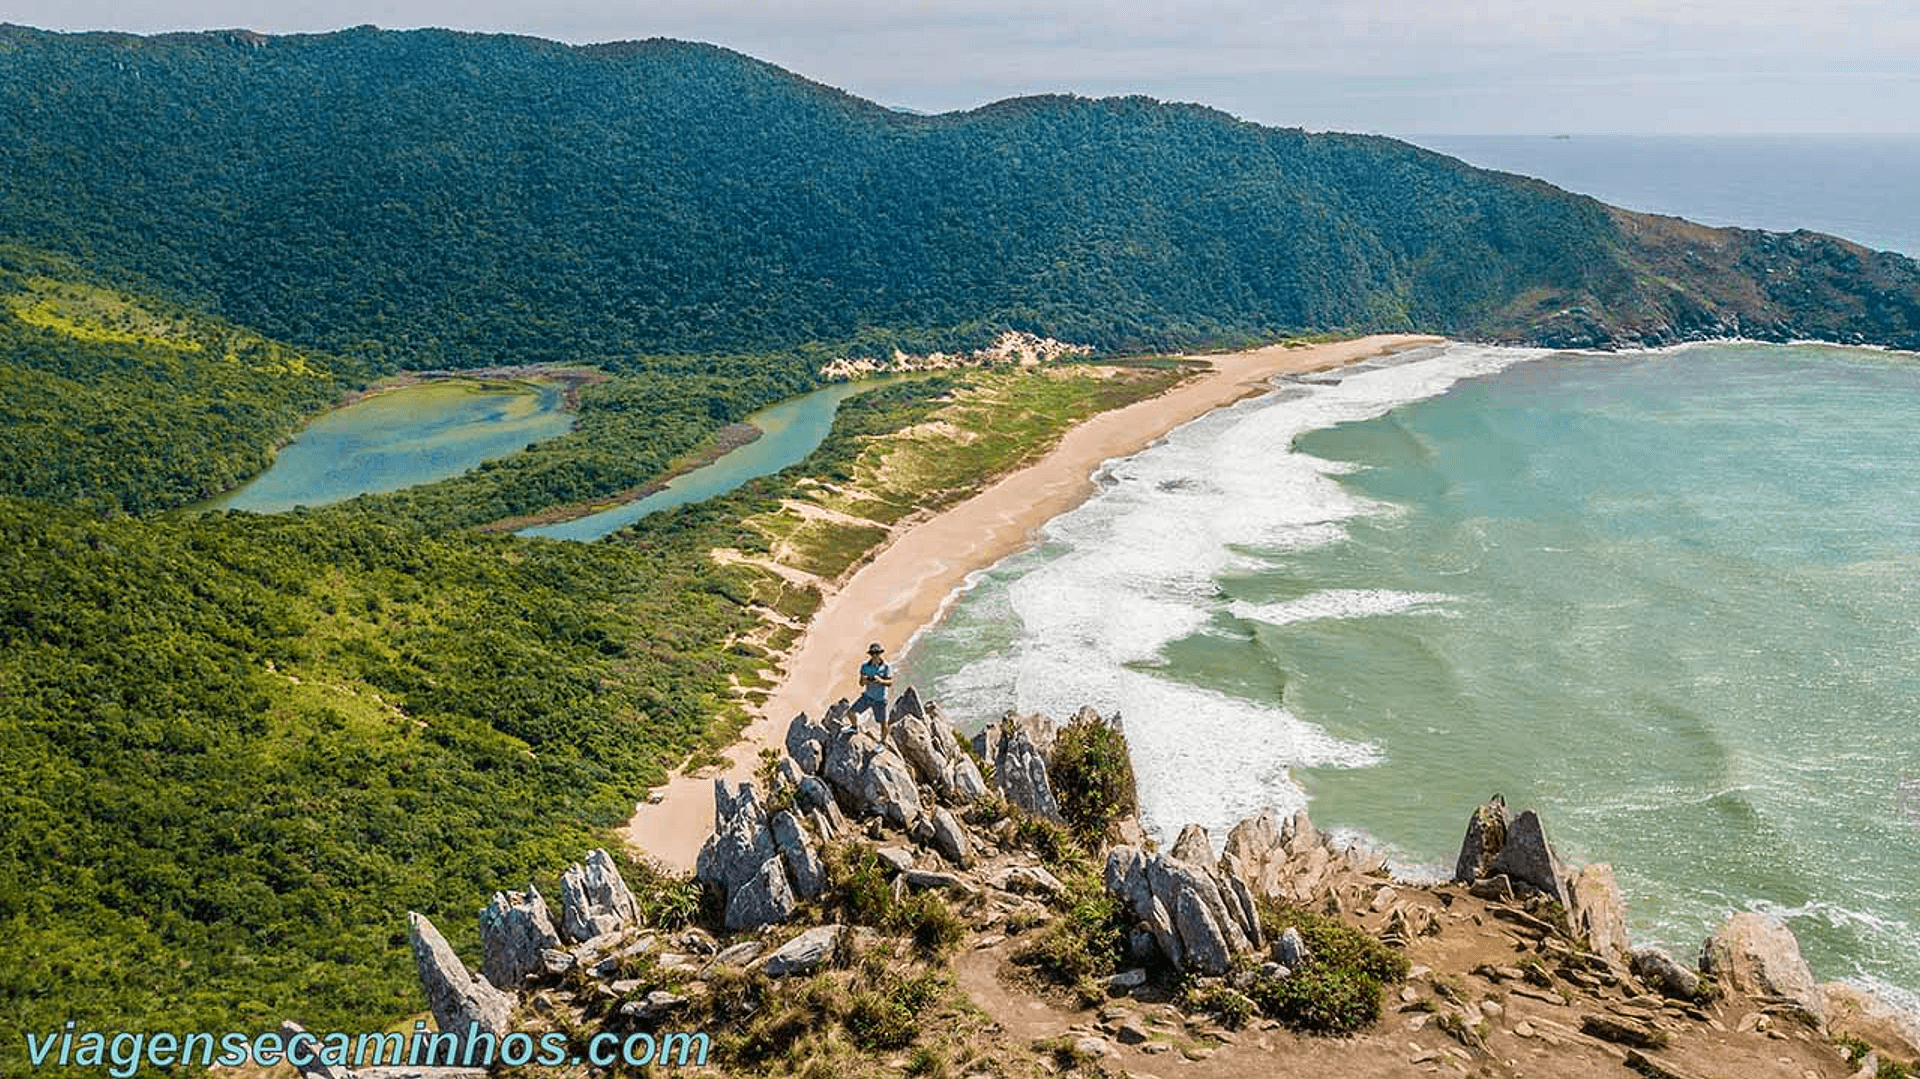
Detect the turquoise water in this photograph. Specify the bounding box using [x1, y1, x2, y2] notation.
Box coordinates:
[902, 341, 1920, 1004]
[199, 379, 572, 513]
[521, 379, 899, 541]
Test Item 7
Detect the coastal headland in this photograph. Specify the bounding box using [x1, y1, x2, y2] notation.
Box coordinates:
[624, 334, 1442, 871]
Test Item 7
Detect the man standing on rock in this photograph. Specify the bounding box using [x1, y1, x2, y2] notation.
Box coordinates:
[852, 641, 892, 736]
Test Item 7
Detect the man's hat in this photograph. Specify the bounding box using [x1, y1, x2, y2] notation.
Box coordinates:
[867, 642, 884, 654]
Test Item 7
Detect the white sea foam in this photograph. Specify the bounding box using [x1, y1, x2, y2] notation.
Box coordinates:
[1229, 589, 1456, 627]
[914, 342, 1547, 840]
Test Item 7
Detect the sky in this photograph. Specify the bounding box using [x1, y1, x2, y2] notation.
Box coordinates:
[5, 0, 1918, 135]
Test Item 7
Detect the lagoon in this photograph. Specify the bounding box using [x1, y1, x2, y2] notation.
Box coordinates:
[198, 379, 573, 514]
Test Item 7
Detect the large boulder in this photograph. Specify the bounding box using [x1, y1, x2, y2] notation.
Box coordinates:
[479, 887, 562, 989]
[409, 912, 514, 1047]
[1701, 912, 1826, 1026]
[1105, 843, 1261, 975]
[1485, 810, 1569, 907]
[768, 809, 825, 899]
[558, 849, 639, 944]
[765, 924, 846, 977]
[821, 724, 924, 827]
[785, 711, 832, 775]
[1631, 946, 1706, 1001]
[1169, 824, 1214, 866]
[883, 694, 989, 804]
[930, 806, 974, 867]
[726, 856, 797, 931]
[1564, 863, 1630, 965]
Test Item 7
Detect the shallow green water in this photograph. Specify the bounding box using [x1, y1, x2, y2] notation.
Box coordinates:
[521, 378, 901, 541]
[904, 341, 1920, 1003]
[199, 379, 572, 513]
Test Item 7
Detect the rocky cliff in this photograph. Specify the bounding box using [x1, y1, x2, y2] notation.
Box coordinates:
[322, 691, 1917, 1078]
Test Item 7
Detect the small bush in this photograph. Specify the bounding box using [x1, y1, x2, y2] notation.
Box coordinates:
[823, 843, 898, 927]
[1012, 815, 1089, 873]
[1185, 981, 1256, 1029]
[892, 892, 966, 959]
[1259, 899, 1411, 984]
[1012, 873, 1126, 1003]
[1245, 964, 1384, 1035]
[1048, 711, 1138, 844]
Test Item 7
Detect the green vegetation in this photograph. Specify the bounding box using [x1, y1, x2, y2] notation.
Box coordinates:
[0, 248, 364, 514]
[4, 24, 1913, 370]
[1049, 711, 1139, 845]
[1239, 898, 1412, 1035]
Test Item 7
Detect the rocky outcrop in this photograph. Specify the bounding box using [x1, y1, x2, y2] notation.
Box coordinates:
[992, 725, 1063, 823]
[765, 924, 846, 976]
[1631, 946, 1707, 1002]
[409, 911, 514, 1046]
[696, 779, 802, 930]
[1701, 912, 1826, 1026]
[1563, 863, 1630, 966]
[1450, 796, 1640, 967]
[557, 849, 639, 944]
[1105, 843, 1262, 975]
[479, 887, 562, 990]
[886, 691, 989, 802]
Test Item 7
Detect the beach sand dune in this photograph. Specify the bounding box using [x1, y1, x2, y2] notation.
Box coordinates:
[623, 334, 1441, 870]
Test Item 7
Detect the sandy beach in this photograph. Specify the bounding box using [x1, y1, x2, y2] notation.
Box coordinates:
[623, 333, 1442, 870]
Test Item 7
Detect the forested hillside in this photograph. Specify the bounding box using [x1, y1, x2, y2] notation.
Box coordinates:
[3, 23, 1915, 367]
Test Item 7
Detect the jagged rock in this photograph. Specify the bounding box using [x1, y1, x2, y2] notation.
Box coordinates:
[769, 809, 825, 899]
[558, 849, 639, 944]
[993, 727, 1063, 823]
[1109, 968, 1148, 990]
[766, 924, 846, 976]
[930, 703, 991, 800]
[724, 856, 796, 931]
[538, 948, 574, 976]
[408, 912, 514, 1048]
[876, 846, 916, 873]
[1631, 947, 1705, 1002]
[1468, 874, 1516, 902]
[1275, 926, 1311, 968]
[821, 724, 924, 826]
[904, 868, 971, 892]
[696, 780, 774, 899]
[930, 806, 974, 867]
[1106, 845, 1259, 975]
[1170, 824, 1213, 866]
[785, 711, 831, 775]
[795, 775, 847, 838]
[1486, 810, 1569, 906]
[1701, 912, 1826, 1026]
[1454, 796, 1512, 884]
[479, 886, 562, 989]
[1564, 863, 1630, 964]
[1280, 808, 1320, 855]
[1221, 810, 1286, 898]
[1822, 982, 1920, 1060]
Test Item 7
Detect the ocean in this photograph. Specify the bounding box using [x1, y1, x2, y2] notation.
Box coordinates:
[899, 339, 1920, 1006]
[898, 136, 1920, 1003]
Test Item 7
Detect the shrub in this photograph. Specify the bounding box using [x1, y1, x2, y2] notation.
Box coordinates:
[1244, 964, 1383, 1035]
[1048, 711, 1138, 845]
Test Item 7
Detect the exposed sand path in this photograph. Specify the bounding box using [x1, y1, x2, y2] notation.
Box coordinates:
[623, 335, 1442, 870]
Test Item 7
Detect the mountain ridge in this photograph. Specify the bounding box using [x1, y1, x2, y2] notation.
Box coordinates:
[3, 22, 1915, 369]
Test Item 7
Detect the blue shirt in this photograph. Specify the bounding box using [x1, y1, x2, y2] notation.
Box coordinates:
[859, 660, 889, 701]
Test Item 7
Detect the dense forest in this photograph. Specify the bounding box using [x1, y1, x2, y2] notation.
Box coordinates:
[2, 24, 1915, 366]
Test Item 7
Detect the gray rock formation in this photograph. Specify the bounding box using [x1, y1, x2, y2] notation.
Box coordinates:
[1630, 946, 1705, 1001]
[696, 780, 775, 901]
[1170, 824, 1214, 866]
[993, 726, 1063, 823]
[479, 886, 562, 989]
[819, 723, 924, 827]
[768, 809, 825, 899]
[408, 912, 514, 1047]
[785, 710, 831, 775]
[726, 856, 796, 931]
[1701, 912, 1826, 1026]
[930, 806, 974, 867]
[973, 711, 1061, 765]
[557, 849, 639, 944]
[1453, 795, 1511, 885]
[1484, 810, 1570, 907]
[1275, 926, 1311, 968]
[884, 693, 990, 804]
[1105, 843, 1261, 975]
[765, 924, 846, 976]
